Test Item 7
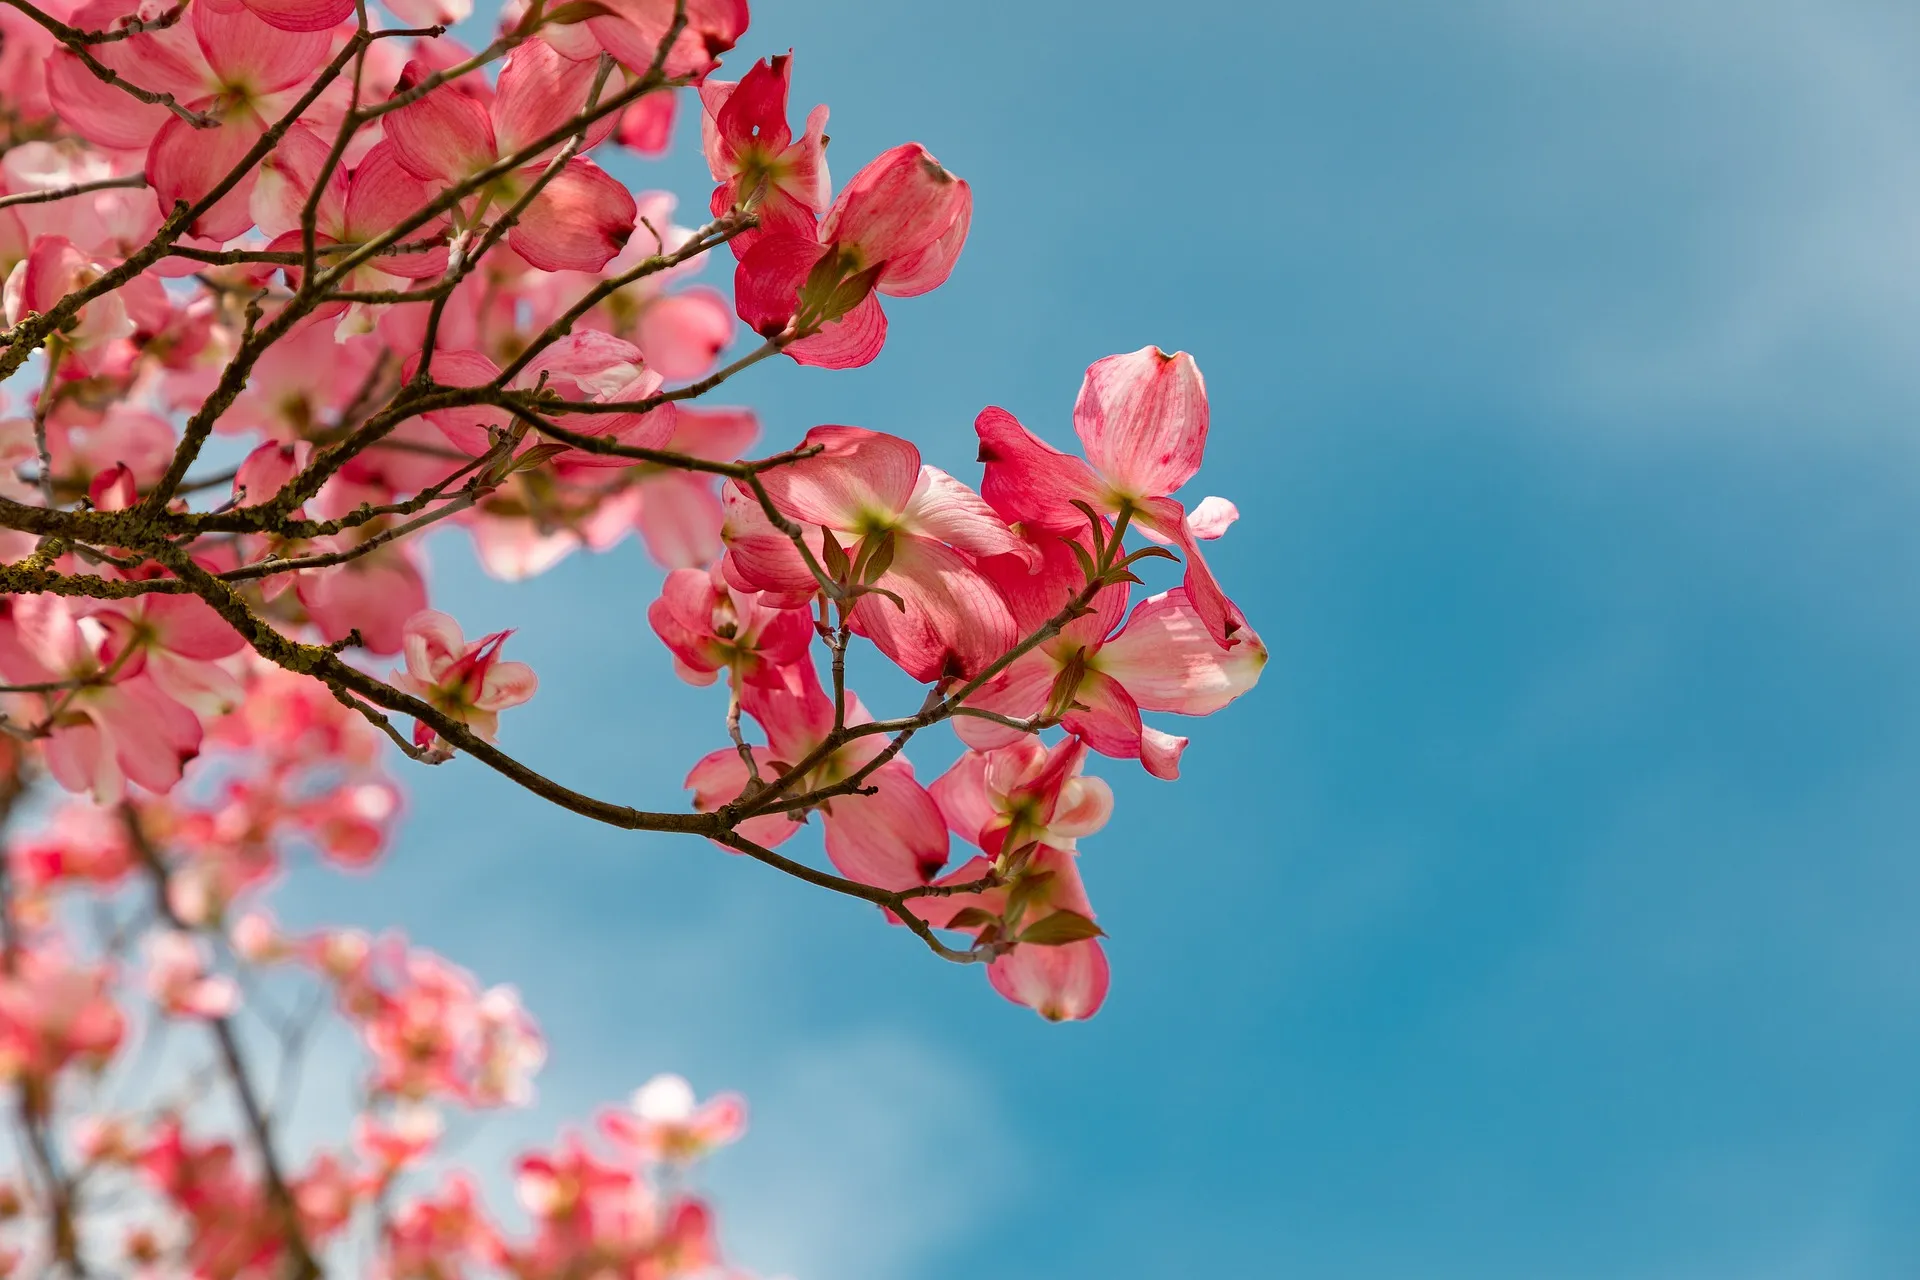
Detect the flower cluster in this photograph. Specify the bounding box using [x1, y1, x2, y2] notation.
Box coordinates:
[0, 0, 1268, 1269]
[0, 660, 753, 1276]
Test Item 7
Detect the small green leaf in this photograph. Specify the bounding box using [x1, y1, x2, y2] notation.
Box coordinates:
[943, 907, 999, 932]
[855, 583, 907, 612]
[1066, 537, 1097, 584]
[819, 527, 849, 579]
[511, 442, 572, 473]
[1019, 909, 1105, 946]
[1067, 500, 1104, 559]
[1043, 652, 1086, 720]
[860, 531, 896, 584]
[537, 0, 613, 22]
[1004, 868, 1056, 927]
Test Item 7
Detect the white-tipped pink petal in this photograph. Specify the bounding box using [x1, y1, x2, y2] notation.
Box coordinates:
[1185, 496, 1239, 540]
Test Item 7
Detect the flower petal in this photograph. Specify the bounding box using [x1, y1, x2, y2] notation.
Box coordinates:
[755, 425, 920, 530]
[1073, 347, 1208, 502]
[1096, 588, 1266, 716]
[510, 158, 635, 273]
[821, 760, 949, 888]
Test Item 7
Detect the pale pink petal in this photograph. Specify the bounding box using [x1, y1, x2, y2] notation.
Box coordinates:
[637, 288, 734, 379]
[738, 661, 834, 763]
[975, 407, 1107, 534]
[953, 652, 1055, 751]
[45, 51, 170, 149]
[87, 677, 202, 794]
[510, 159, 635, 273]
[819, 143, 968, 272]
[42, 720, 120, 804]
[411, 349, 506, 454]
[989, 937, 1108, 1021]
[755, 425, 920, 530]
[970, 529, 1125, 639]
[632, 472, 725, 570]
[297, 552, 426, 655]
[898, 465, 1035, 563]
[250, 124, 346, 240]
[1135, 496, 1249, 650]
[147, 110, 266, 241]
[1096, 588, 1266, 716]
[720, 484, 818, 600]
[1073, 347, 1208, 501]
[584, 0, 747, 79]
[1186, 496, 1239, 540]
[666, 405, 758, 462]
[1051, 773, 1115, 840]
[685, 748, 798, 849]
[821, 760, 949, 888]
[1139, 727, 1188, 780]
[784, 291, 887, 370]
[929, 750, 997, 850]
[468, 518, 579, 582]
[384, 64, 497, 183]
[1061, 670, 1181, 779]
[236, 0, 354, 34]
[877, 181, 971, 298]
[475, 659, 537, 711]
[399, 608, 465, 683]
[849, 534, 1017, 683]
[141, 595, 245, 660]
[195, 1, 331, 83]
[343, 143, 449, 279]
[490, 37, 619, 160]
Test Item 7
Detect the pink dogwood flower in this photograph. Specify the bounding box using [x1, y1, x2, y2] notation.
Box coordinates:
[648, 565, 811, 688]
[391, 610, 538, 750]
[930, 736, 1113, 860]
[0, 944, 125, 1083]
[49, 2, 337, 240]
[919, 844, 1109, 1022]
[722, 424, 1028, 681]
[735, 143, 970, 368]
[295, 538, 428, 656]
[575, 0, 748, 80]
[383, 40, 636, 273]
[3, 236, 133, 368]
[685, 662, 949, 889]
[599, 1073, 746, 1163]
[700, 53, 829, 254]
[977, 346, 1250, 649]
[0, 596, 203, 803]
[144, 930, 241, 1020]
[959, 528, 1266, 778]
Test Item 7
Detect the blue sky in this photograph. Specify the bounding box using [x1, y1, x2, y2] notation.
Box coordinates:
[283, 1, 1920, 1276]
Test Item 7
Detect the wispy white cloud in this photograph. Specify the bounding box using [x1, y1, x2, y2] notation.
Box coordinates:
[1489, 0, 1920, 413]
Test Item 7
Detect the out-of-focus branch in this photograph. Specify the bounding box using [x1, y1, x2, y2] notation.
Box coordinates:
[123, 809, 322, 1280]
[0, 173, 144, 211]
